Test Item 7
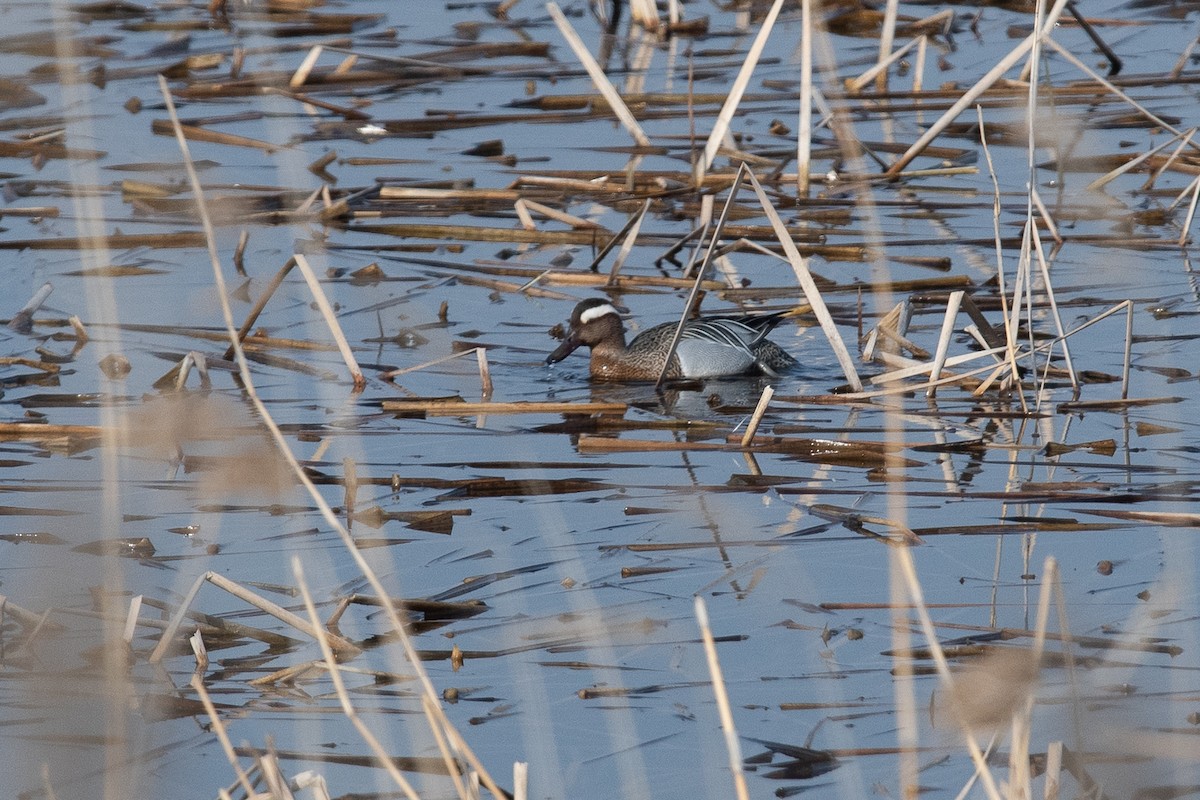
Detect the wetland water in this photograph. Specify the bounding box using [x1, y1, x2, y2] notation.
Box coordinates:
[1, 1, 1199, 798]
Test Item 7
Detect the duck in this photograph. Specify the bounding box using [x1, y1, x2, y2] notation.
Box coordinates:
[546, 298, 797, 381]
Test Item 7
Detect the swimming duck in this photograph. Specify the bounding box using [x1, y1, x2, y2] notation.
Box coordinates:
[546, 298, 796, 381]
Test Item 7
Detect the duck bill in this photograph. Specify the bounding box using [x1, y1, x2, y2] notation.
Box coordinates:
[546, 334, 582, 364]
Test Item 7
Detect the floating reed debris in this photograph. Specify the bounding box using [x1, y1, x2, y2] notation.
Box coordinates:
[381, 398, 627, 417]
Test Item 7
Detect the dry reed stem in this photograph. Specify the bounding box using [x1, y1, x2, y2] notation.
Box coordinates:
[148, 572, 359, 663]
[380, 399, 625, 415]
[976, 106, 1026, 407]
[693, 596, 750, 800]
[1180, 174, 1200, 245]
[513, 763, 527, 800]
[1144, 127, 1196, 191]
[292, 253, 365, 390]
[1085, 133, 1182, 192]
[163, 33, 503, 800]
[190, 673, 257, 797]
[849, 36, 922, 94]
[382, 349, 498, 380]
[422, 694, 473, 800]
[221, 257, 297, 363]
[1030, 224, 1077, 390]
[190, 629, 208, 672]
[655, 162, 748, 388]
[694, 0, 784, 184]
[1045, 37, 1187, 138]
[1030, 188, 1061, 244]
[877, 0, 900, 91]
[894, 547, 1005, 800]
[545, 3, 651, 147]
[887, 0, 1072, 175]
[607, 199, 650, 284]
[520, 198, 602, 229]
[290, 44, 323, 87]
[1122, 301, 1133, 400]
[913, 35, 927, 95]
[475, 347, 493, 398]
[926, 290, 964, 398]
[746, 169, 862, 390]
[797, 0, 814, 196]
[294, 559, 426, 800]
[739, 385, 774, 447]
[630, 0, 659, 30]
[122, 595, 142, 645]
[1044, 741, 1063, 800]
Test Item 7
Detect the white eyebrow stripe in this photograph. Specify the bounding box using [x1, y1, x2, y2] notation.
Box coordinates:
[578, 303, 620, 324]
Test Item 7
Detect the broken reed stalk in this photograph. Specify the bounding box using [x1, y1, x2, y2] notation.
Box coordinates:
[190, 673, 257, 797]
[290, 44, 324, 88]
[1030, 188, 1061, 244]
[850, 35, 921, 94]
[975, 106, 1026, 411]
[595, 202, 654, 271]
[1180, 174, 1200, 246]
[1085, 133, 1183, 192]
[1030, 224, 1077, 391]
[148, 571, 359, 663]
[876, 0, 900, 92]
[224, 257, 296, 361]
[162, 48, 504, 800]
[887, 0, 1072, 176]
[343, 457, 357, 519]
[122, 596, 142, 645]
[797, 0, 813, 196]
[293, 558, 425, 800]
[694, 0, 784, 184]
[745, 168, 862, 390]
[292, 253, 365, 390]
[607, 199, 650, 284]
[233, 229, 249, 276]
[925, 290, 963, 398]
[514, 763, 528, 800]
[475, 347, 493, 397]
[694, 597, 750, 800]
[545, 3, 651, 147]
[740, 385, 774, 447]
[383, 346, 490, 379]
[1122, 300, 1133, 400]
[655, 162, 749, 389]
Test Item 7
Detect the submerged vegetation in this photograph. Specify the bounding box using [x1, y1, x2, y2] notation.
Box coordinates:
[1, 0, 1199, 798]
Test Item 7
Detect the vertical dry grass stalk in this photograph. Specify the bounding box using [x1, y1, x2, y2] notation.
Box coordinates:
[655, 162, 748, 387]
[739, 385, 774, 446]
[693, 0, 784, 184]
[545, 3, 651, 147]
[745, 169, 862, 390]
[293, 559, 425, 800]
[926, 290, 964, 398]
[974, 107, 1027, 409]
[888, 0, 1072, 176]
[694, 596, 750, 800]
[607, 199, 650, 284]
[158, 73, 507, 800]
[876, 0, 900, 91]
[190, 673, 257, 797]
[797, 0, 814, 196]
